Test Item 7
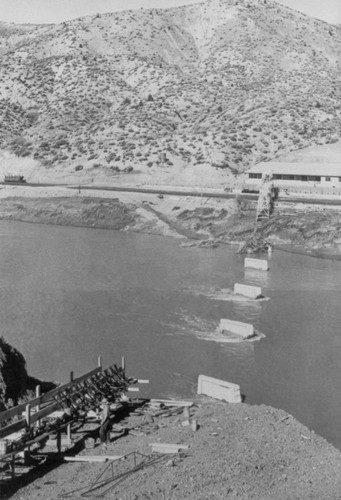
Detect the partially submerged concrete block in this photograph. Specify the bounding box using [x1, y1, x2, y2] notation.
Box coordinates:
[197, 375, 241, 403]
[244, 258, 269, 271]
[234, 283, 262, 299]
[219, 318, 254, 339]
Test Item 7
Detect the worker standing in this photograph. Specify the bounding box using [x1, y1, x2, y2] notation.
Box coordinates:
[99, 397, 111, 448]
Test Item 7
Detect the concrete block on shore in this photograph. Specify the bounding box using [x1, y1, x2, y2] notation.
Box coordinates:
[234, 283, 262, 299]
[219, 318, 254, 339]
[244, 258, 269, 271]
[197, 375, 241, 403]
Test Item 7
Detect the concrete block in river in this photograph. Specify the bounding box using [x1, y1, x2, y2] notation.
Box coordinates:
[197, 375, 241, 403]
[234, 283, 262, 299]
[244, 258, 269, 271]
[219, 318, 254, 339]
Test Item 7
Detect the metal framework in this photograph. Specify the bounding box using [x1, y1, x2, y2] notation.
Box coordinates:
[0, 362, 139, 479]
[60, 452, 169, 498]
[256, 173, 275, 221]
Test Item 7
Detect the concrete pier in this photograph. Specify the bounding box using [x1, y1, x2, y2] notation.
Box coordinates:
[234, 283, 262, 299]
[219, 319, 254, 339]
[244, 258, 269, 271]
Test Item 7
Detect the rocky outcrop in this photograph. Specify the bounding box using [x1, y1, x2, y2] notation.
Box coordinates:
[0, 337, 28, 408]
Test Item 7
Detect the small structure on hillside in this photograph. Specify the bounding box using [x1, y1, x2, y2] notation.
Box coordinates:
[4, 175, 26, 184]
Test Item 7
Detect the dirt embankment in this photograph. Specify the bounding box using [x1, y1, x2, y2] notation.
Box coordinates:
[0, 196, 136, 231]
[4, 399, 341, 500]
[0, 188, 340, 258]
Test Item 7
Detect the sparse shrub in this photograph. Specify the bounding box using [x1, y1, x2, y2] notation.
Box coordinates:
[75, 164, 83, 171]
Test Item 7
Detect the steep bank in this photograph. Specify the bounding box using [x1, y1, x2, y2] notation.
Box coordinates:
[4, 398, 341, 500]
[0, 337, 28, 409]
[0, 336, 56, 411]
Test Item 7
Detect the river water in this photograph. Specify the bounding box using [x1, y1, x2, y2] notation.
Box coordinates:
[1, 221, 341, 449]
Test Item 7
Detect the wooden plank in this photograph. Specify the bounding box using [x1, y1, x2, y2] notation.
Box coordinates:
[0, 419, 26, 439]
[64, 455, 123, 463]
[30, 402, 60, 424]
[64, 456, 108, 463]
[0, 398, 40, 424]
[150, 447, 181, 454]
[0, 407, 25, 425]
[150, 399, 193, 407]
[149, 443, 189, 450]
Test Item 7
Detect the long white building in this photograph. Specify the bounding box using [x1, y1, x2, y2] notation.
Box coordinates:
[245, 161, 341, 193]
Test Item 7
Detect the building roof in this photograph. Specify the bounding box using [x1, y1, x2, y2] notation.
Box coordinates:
[248, 162, 341, 177]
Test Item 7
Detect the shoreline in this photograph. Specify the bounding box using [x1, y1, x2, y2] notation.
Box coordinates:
[0, 186, 340, 261]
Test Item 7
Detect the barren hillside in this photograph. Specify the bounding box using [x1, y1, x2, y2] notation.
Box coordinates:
[0, 0, 340, 184]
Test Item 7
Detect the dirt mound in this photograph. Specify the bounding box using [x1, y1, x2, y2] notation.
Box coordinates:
[7, 399, 341, 500]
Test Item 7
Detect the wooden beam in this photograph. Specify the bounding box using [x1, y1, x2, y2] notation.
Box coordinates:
[64, 455, 124, 463]
[150, 399, 193, 407]
[30, 402, 60, 424]
[0, 419, 26, 439]
[149, 443, 189, 454]
[25, 404, 31, 428]
[149, 443, 189, 450]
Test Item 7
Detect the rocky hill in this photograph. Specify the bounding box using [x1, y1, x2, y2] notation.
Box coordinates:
[0, 0, 340, 184]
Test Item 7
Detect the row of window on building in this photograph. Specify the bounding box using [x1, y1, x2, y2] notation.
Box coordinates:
[249, 173, 340, 182]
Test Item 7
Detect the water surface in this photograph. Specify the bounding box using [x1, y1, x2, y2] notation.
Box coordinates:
[1, 221, 341, 448]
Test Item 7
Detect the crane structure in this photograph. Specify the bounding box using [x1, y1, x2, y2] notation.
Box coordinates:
[256, 172, 277, 221]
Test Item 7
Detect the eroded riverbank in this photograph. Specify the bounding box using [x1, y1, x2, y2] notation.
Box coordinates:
[0, 186, 341, 258]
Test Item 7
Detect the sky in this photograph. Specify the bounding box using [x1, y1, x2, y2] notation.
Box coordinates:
[0, 0, 340, 25]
